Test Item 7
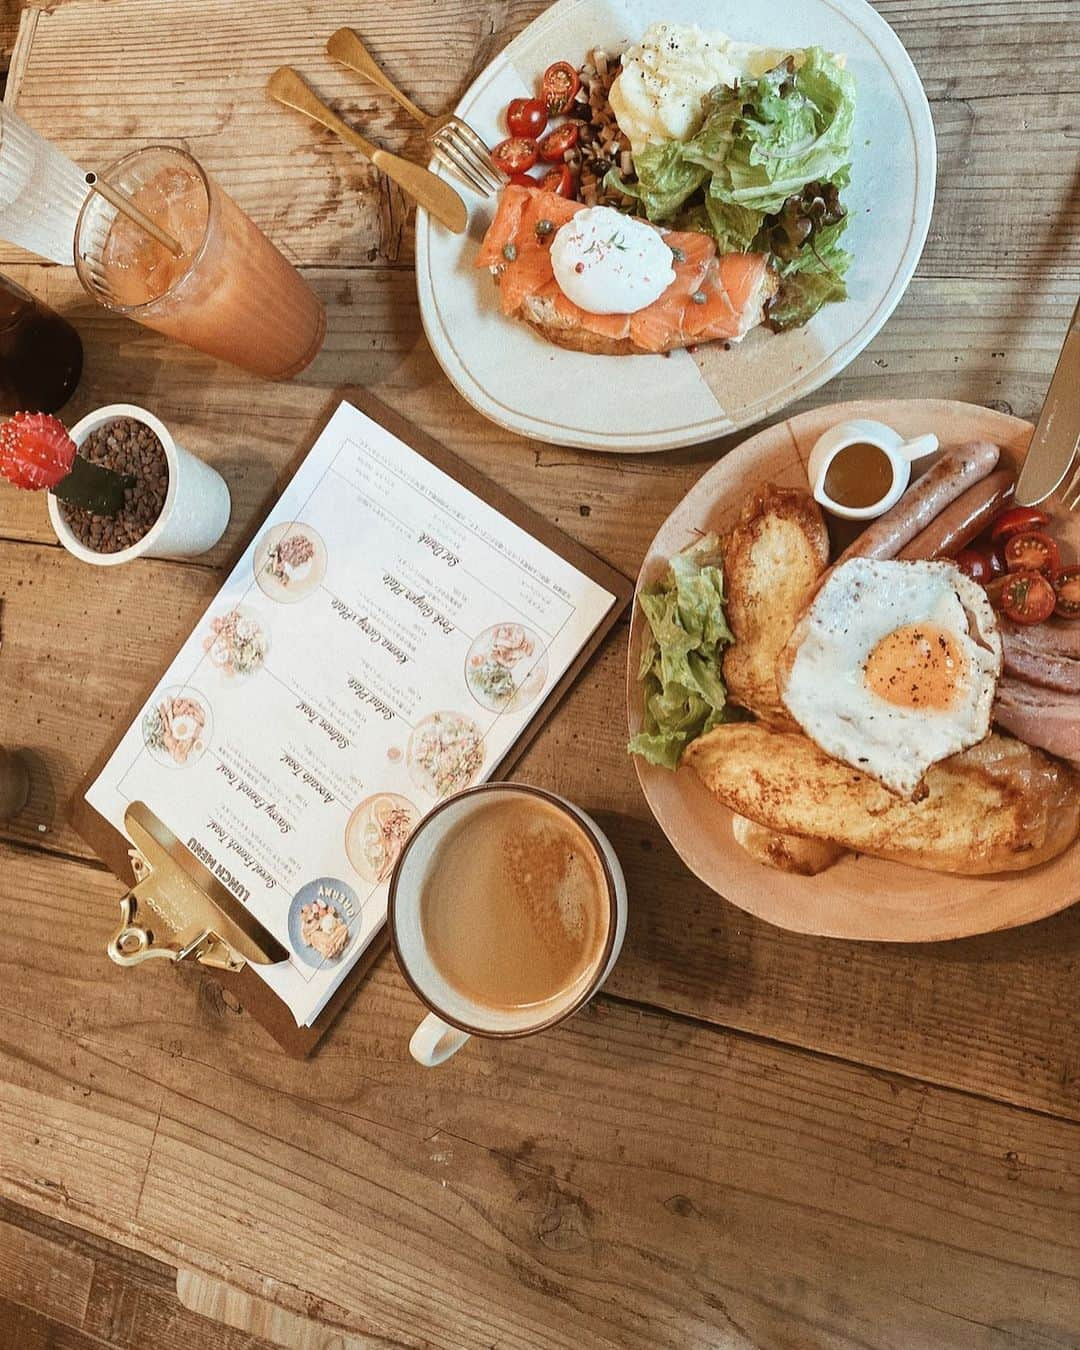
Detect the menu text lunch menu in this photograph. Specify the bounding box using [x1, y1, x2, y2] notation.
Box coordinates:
[87, 401, 617, 1025]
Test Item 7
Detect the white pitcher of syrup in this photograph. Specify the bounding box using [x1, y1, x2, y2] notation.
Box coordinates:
[807, 419, 940, 521]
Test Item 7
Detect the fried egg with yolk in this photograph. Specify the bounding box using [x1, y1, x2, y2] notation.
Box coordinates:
[777, 559, 1003, 797]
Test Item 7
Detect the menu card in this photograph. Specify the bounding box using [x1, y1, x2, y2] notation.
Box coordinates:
[86, 401, 617, 1026]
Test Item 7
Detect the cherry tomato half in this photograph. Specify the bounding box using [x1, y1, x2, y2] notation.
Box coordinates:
[954, 547, 996, 585]
[492, 136, 539, 175]
[507, 172, 539, 188]
[506, 97, 548, 139]
[539, 164, 575, 197]
[538, 122, 581, 162]
[989, 505, 1051, 542]
[541, 61, 581, 115]
[1053, 565, 1080, 619]
[1000, 570, 1056, 625]
[1004, 530, 1060, 578]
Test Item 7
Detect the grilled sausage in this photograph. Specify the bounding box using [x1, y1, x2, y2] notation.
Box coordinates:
[835, 440, 1001, 565]
[897, 469, 1015, 560]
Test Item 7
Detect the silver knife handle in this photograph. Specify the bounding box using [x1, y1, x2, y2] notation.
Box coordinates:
[1015, 294, 1080, 506]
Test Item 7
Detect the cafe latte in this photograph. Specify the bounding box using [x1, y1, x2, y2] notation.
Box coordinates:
[419, 794, 610, 1012]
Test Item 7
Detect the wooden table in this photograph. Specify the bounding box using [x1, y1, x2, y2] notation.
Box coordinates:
[1, 3, 1078, 1347]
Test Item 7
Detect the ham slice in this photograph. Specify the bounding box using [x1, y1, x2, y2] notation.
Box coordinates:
[993, 677, 1080, 767]
[999, 618, 1080, 694]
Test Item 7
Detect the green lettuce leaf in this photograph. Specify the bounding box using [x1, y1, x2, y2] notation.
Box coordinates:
[766, 192, 853, 330]
[706, 49, 856, 214]
[704, 190, 764, 254]
[628, 535, 736, 770]
[766, 267, 848, 331]
[606, 141, 709, 221]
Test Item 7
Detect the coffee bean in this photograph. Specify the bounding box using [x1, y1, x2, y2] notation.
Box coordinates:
[58, 416, 169, 555]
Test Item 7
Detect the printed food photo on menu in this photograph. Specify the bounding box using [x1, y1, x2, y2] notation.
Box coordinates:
[3, 1, 1076, 1347]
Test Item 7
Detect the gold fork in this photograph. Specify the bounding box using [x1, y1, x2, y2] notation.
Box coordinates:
[1062, 458, 1080, 512]
[327, 28, 503, 197]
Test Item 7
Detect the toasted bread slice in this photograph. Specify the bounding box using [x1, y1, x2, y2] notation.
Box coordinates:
[722, 486, 829, 726]
[519, 285, 776, 357]
[521, 294, 644, 356]
[731, 815, 847, 875]
[686, 724, 1080, 875]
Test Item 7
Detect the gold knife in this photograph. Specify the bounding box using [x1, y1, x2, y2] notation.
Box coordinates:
[1015, 294, 1080, 505]
[266, 67, 468, 235]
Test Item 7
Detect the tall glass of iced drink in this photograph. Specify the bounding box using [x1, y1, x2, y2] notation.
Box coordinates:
[74, 146, 324, 380]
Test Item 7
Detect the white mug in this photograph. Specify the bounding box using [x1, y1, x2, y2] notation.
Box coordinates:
[807, 418, 939, 521]
[389, 783, 627, 1067]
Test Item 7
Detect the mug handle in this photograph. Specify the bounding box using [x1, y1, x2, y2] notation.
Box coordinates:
[898, 433, 939, 462]
[410, 1013, 470, 1067]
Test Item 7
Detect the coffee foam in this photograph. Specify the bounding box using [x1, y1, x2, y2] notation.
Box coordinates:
[419, 794, 609, 1012]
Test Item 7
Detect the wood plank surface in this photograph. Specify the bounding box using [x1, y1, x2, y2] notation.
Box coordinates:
[7, 0, 1079, 280]
[175, 1270, 374, 1350]
[1, 853, 1078, 1350]
[0, 1196, 283, 1350]
[3, 0, 1080, 1346]
[3, 544, 1080, 1121]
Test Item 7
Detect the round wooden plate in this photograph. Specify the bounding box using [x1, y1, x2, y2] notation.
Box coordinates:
[626, 399, 1080, 941]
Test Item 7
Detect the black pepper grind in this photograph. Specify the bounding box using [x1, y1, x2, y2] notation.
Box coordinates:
[0, 273, 83, 415]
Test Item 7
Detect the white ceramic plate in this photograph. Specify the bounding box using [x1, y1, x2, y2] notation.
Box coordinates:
[416, 0, 936, 452]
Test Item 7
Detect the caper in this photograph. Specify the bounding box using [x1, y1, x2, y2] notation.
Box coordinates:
[691, 290, 707, 305]
[535, 219, 555, 239]
[502, 243, 518, 261]
[670, 246, 686, 263]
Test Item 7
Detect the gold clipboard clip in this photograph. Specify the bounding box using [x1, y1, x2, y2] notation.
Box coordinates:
[107, 802, 289, 973]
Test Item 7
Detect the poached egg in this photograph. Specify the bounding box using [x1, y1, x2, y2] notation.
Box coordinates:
[550, 206, 676, 314]
[778, 559, 1003, 798]
[609, 22, 788, 152]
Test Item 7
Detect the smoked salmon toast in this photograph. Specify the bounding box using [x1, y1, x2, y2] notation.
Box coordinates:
[475, 185, 776, 356]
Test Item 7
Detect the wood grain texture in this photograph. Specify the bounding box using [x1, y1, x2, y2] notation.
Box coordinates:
[175, 1271, 376, 1349]
[0, 1213, 95, 1328]
[6, 0, 1080, 279]
[0, 1196, 285, 1350]
[1, 853, 1078, 1350]
[0, 266, 1074, 559]
[3, 1, 1080, 1345]
[3, 532, 1080, 1118]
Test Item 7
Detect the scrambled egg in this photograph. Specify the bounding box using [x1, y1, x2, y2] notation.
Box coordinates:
[609, 22, 788, 152]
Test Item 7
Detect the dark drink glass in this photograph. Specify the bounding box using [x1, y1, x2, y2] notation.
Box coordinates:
[0, 274, 82, 414]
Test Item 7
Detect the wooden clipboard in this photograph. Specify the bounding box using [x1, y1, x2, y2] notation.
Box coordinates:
[70, 387, 632, 1057]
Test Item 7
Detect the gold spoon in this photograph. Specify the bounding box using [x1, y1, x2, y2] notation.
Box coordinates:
[266, 66, 468, 235]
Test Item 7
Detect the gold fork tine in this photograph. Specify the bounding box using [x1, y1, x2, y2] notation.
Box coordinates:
[451, 118, 503, 183]
[433, 137, 490, 196]
[438, 125, 502, 191]
[1062, 457, 1080, 511]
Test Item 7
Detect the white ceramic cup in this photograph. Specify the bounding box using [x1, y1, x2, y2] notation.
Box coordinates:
[48, 403, 231, 566]
[807, 418, 939, 521]
[389, 783, 628, 1067]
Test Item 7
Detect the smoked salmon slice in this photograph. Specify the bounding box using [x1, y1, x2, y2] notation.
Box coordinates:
[474, 184, 532, 269]
[683, 254, 772, 340]
[476, 187, 774, 354]
[628, 229, 713, 353]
